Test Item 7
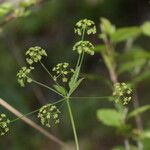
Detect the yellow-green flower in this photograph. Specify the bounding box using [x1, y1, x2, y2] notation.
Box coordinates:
[52, 63, 73, 83]
[26, 46, 47, 65]
[0, 114, 10, 136]
[38, 104, 60, 127]
[113, 82, 132, 105]
[73, 41, 95, 55]
[74, 19, 96, 36]
[17, 66, 34, 87]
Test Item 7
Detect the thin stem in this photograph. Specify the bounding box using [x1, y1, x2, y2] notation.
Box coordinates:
[9, 96, 110, 124]
[10, 98, 66, 123]
[10, 109, 39, 123]
[78, 51, 85, 70]
[66, 98, 80, 150]
[137, 140, 143, 150]
[65, 26, 86, 150]
[0, 98, 67, 147]
[39, 61, 60, 86]
[40, 61, 54, 79]
[70, 96, 110, 100]
[32, 79, 64, 97]
[101, 35, 132, 150]
[75, 27, 86, 70]
[81, 28, 86, 41]
[124, 139, 131, 150]
[76, 54, 82, 69]
[133, 91, 143, 131]
[103, 39, 118, 84]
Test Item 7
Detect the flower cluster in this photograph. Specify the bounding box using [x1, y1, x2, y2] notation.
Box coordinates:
[26, 46, 47, 65]
[113, 82, 132, 105]
[73, 41, 95, 55]
[52, 63, 73, 83]
[17, 66, 34, 87]
[38, 104, 60, 127]
[0, 114, 10, 136]
[74, 19, 96, 36]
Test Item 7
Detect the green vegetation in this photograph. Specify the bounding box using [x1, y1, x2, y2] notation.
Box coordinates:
[0, 0, 150, 150]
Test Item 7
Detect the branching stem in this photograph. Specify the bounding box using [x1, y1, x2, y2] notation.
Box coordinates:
[66, 97, 80, 150]
[10, 98, 66, 123]
[39, 61, 60, 87]
[31, 79, 63, 97]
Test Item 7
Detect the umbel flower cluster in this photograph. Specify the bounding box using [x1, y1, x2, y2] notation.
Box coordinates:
[17, 46, 47, 87]
[17, 66, 34, 87]
[38, 104, 60, 127]
[26, 46, 47, 65]
[113, 82, 132, 105]
[73, 41, 95, 55]
[74, 19, 96, 35]
[52, 62, 74, 83]
[0, 114, 10, 136]
[73, 19, 96, 55]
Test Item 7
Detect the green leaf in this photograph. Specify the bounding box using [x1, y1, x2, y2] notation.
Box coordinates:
[143, 139, 150, 149]
[69, 66, 80, 89]
[82, 73, 112, 88]
[118, 48, 150, 74]
[69, 78, 84, 95]
[100, 17, 116, 35]
[19, 0, 36, 8]
[141, 22, 150, 36]
[118, 59, 146, 74]
[97, 109, 123, 127]
[141, 130, 150, 139]
[53, 85, 67, 96]
[128, 105, 150, 119]
[94, 45, 106, 52]
[119, 47, 150, 60]
[132, 71, 150, 87]
[0, 2, 13, 17]
[111, 27, 142, 43]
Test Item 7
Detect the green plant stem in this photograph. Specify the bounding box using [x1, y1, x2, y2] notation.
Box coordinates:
[81, 28, 86, 40]
[39, 61, 60, 86]
[79, 52, 85, 70]
[101, 36, 132, 150]
[75, 27, 86, 70]
[124, 138, 131, 150]
[10, 109, 39, 123]
[66, 97, 80, 150]
[70, 96, 110, 100]
[40, 61, 53, 79]
[0, 98, 67, 147]
[65, 26, 86, 150]
[137, 140, 143, 150]
[76, 54, 82, 69]
[10, 98, 65, 123]
[31, 79, 63, 97]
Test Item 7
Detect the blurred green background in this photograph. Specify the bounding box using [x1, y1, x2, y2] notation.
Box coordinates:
[0, 0, 150, 149]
